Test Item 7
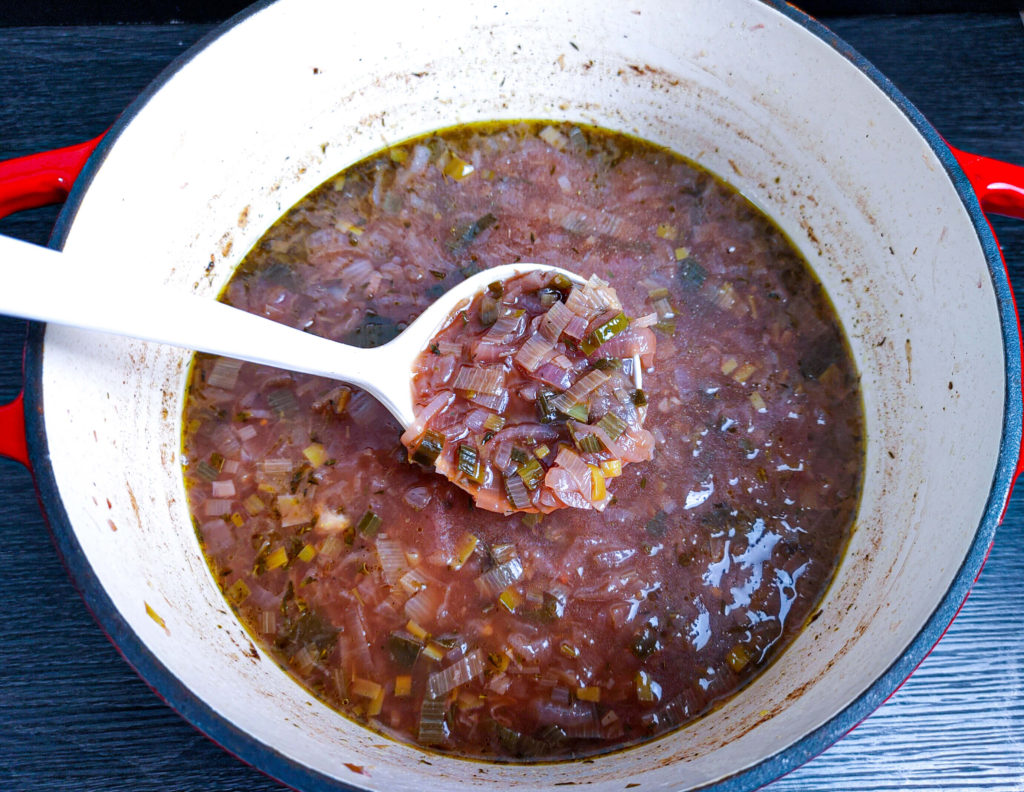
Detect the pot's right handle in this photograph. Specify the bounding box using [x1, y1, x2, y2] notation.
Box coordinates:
[952, 148, 1024, 221]
[952, 147, 1024, 501]
[0, 135, 103, 469]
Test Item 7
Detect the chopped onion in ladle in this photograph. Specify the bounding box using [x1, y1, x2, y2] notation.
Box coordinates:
[405, 270, 655, 514]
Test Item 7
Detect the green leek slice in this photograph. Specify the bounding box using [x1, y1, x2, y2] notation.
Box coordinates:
[580, 312, 629, 355]
[411, 430, 445, 467]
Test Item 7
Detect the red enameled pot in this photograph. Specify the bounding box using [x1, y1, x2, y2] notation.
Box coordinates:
[2, 2, 1024, 790]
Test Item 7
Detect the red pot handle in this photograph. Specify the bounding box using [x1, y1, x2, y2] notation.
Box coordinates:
[0, 393, 29, 467]
[951, 147, 1024, 500]
[0, 135, 103, 469]
[0, 135, 102, 218]
[952, 147, 1024, 221]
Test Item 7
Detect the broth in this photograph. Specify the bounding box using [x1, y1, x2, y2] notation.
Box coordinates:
[181, 121, 863, 760]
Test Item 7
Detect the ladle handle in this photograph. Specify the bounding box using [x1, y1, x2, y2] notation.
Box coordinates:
[0, 234, 390, 404]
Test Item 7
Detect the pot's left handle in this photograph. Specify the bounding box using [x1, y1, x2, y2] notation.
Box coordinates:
[0, 135, 103, 469]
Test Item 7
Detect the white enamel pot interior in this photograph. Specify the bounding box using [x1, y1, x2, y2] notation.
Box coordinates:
[25, 0, 1019, 790]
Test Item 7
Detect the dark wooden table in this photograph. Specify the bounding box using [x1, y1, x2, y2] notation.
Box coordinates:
[1, 9, 1023, 792]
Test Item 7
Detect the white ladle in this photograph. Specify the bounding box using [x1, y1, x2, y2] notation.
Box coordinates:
[0, 234, 581, 427]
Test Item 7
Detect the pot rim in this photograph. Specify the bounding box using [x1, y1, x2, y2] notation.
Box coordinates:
[20, 2, 1023, 791]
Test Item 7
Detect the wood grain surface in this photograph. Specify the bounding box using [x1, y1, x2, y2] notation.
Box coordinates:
[1, 11, 1023, 792]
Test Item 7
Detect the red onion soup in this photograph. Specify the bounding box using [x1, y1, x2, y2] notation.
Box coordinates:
[404, 270, 656, 515]
[181, 121, 863, 760]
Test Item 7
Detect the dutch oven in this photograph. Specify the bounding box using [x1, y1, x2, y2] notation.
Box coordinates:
[2, 1, 1023, 789]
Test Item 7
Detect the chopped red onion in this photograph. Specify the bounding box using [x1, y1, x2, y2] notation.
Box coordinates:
[453, 365, 506, 395]
[475, 557, 524, 598]
[427, 649, 486, 697]
[403, 486, 433, 511]
[211, 480, 236, 498]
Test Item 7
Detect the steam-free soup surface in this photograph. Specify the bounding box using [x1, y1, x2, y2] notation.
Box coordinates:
[182, 121, 863, 760]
